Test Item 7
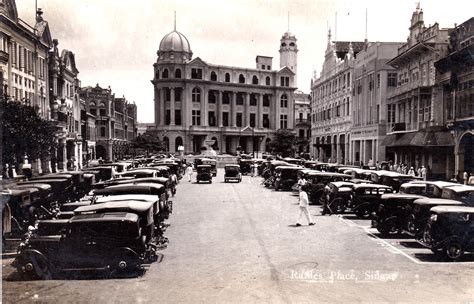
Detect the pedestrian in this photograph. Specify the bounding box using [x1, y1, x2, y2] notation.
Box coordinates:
[468, 173, 474, 185]
[421, 166, 427, 181]
[296, 184, 315, 226]
[417, 167, 422, 177]
[251, 162, 258, 177]
[463, 171, 469, 185]
[170, 172, 178, 196]
[297, 176, 307, 191]
[185, 164, 193, 182]
[408, 166, 415, 176]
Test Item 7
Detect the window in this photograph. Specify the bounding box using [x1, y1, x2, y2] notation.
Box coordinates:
[100, 109, 106, 117]
[266, 76, 271, 85]
[263, 114, 270, 128]
[165, 87, 171, 101]
[208, 111, 216, 126]
[239, 74, 245, 84]
[263, 95, 270, 107]
[225, 73, 230, 82]
[377, 73, 381, 88]
[261, 65, 265, 70]
[210, 71, 217, 81]
[369, 74, 374, 91]
[90, 108, 97, 116]
[192, 110, 201, 125]
[280, 94, 288, 108]
[165, 110, 171, 125]
[252, 75, 259, 84]
[250, 94, 257, 106]
[387, 104, 395, 124]
[250, 113, 256, 127]
[299, 129, 305, 137]
[174, 88, 182, 102]
[267, 65, 271, 70]
[175, 69, 181, 78]
[236, 113, 243, 127]
[223, 112, 229, 126]
[100, 127, 106, 137]
[280, 76, 289, 87]
[388, 73, 397, 87]
[280, 114, 288, 129]
[236, 93, 244, 105]
[191, 68, 202, 79]
[175, 110, 181, 125]
[162, 69, 169, 79]
[208, 92, 216, 104]
[222, 92, 230, 104]
[192, 88, 201, 102]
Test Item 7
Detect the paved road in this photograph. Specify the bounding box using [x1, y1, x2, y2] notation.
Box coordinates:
[3, 170, 474, 303]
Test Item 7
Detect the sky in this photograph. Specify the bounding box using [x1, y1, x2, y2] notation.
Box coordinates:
[16, 0, 474, 123]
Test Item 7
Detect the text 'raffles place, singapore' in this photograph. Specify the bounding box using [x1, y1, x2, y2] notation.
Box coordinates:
[1, 0, 473, 303]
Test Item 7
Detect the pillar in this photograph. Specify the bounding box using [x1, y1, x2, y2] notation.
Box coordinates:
[107, 141, 113, 162]
[218, 91, 223, 127]
[231, 92, 237, 127]
[258, 94, 263, 128]
[336, 137, 341, 164]
[159, 89, 165, 126]
[77, 141, 83, 169]
[170, 88, 175, 125]
[245, 93, 250, 127]
[62, 141, 67, 172]
[154, 88, 160, 126]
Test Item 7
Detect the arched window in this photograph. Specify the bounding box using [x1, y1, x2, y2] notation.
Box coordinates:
[281, 42, 286, 47]
[265, 76, 271, 85]
[175, 136, 183, 152]
[289, 42, 295, 47]
[155, 70, 160, 79]
[162, 69, 169, 79]
[163, 136, 169, 152]
[239, 74, 245, 84]
[192, 87, 201, 103]
[210, 71, 217, 81]
[225, 73, 230, 82]
[175, 69, 181, 78]
[252, 75, 259, 84]
[211, 137, 218, 150]
[280, 94, 288, 108]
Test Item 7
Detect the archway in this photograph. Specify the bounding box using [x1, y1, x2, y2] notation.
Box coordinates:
[211, 137, 219, 151]
[459, 132, 474, 174]
[96, 145, 107, 160]
[175, 136, 183, 152]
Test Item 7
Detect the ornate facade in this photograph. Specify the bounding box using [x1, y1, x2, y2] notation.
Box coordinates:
[152, 28, 297, 155]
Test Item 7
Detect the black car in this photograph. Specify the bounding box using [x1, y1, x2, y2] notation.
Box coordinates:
[274, 166, 303, 191]
[411, 198, 464, 237]
[196, 165, 212, 183]
[418, 206, 474, 261]
[321, 181, 355, 214]
[14, 212, 158, 279]
[351, 184, 393, 218]
[224, 165, 242, 183]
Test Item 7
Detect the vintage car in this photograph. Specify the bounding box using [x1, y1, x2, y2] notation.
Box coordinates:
[224, 165, 242, 183]
[399, 181, 458, 197]
[304, 172, 352, 204]
[17, 179, 72, 205]
[371, 193, 425, 236]
[2, 189, 33, 239]
[370, 170, 420, 192]
[201, 158, 217, 177]
[151, 161, 183, 179]
[116, 169, 159, 179]
[321, 181, 355, 214]
[196, 165, 213, 183]
[31, 172, 86, 201]
[274, 166, 303, 191]
[411, 198, 464, 237]
[14, 212, 158, 279]
[441, 185, 474, 205]
[418, 206, 474, 261]
[238, 159, 254, 175]
[84, 166, 115, 181]
[342, 168, 374, 181]
[351, 184, 393, 218]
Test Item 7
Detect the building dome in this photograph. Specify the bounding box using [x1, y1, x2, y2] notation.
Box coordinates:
[159, 30, 192, 53]
[282, 31, 295, 39]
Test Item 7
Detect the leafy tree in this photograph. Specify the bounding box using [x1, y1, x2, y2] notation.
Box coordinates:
[131, 130, 164, 155]
[2, 99, 58, 169]
[268, 129, 297, 157]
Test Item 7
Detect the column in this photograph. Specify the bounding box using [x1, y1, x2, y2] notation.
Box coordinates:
[77, 142, 83, 169]
[269, 94, 275, 129]
[372, 139, 377, 163]
[336, 136, 341, 164]
[170, 88, 175, 125]
[159, 89, 165, 126]
[245, 93, 250, 126]
[218, 91, 223, 127]
[107, 141, 113, 162]
[258, 94, 263, 128]
[345, 140, 350, 165]
[62, 141, 67, 172]
[202, 89, 208, 126]
[231, 92, 237, 127]
[154, 88, 160, 126]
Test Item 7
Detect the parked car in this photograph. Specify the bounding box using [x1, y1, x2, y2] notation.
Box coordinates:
[321, 181, 355, 214]
[411, 198, 464, 237]
[418, 205, 474, 261]
[399, 181, 458, 197]
[201, 158, 217, 177]
[224, 165, 242, 183]
[371, 193, 425, 236]
[370, 170, 420, 192]
[196, 165, 213, 183]
[304, 172, 352, 204]
[17, 179, 72, 205]
[441, 185, 474, 205]
[351, 184, 393, 218]
[14, 212, 158, 279]
[274, 166, 303, 191]
[116, 169, 159, 179]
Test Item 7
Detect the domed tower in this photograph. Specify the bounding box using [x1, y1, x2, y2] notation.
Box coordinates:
[156, 29, 192, 63]
[279, 31, 298, 85]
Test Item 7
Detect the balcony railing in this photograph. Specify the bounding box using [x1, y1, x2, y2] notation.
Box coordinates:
[295, 118, 311, 126]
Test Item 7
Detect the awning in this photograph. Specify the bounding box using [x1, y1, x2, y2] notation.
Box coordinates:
[382, 129, 454, 147]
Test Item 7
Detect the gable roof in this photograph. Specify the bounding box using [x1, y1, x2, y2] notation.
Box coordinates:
[277, 66, 295, 75]
[188, 57, 209, 67]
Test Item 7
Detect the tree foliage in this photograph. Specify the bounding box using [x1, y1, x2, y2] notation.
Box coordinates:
[131, 130, 164, 155]
[268, 129, 297, 157]
[2, 99, 58, 166]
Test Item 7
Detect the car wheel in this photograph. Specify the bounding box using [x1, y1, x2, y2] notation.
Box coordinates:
[113, 248, 140, 276]
[330, 198, 345, 214]
[354, 207, 371, 219]
[406, 215, 416, 235]
[18, 253, 52, 280]
[444, 241, 464, 261]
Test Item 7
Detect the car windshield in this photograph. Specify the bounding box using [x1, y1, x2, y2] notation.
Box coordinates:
[70, 221, 139, 239]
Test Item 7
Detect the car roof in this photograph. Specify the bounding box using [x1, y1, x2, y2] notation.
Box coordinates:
[94, 194, 158, 203]
[224, 164, 240, 168]
[94, 184, 163, 196]
[128, 177, 169, 183]
[443, 185, 474, 192]
[306, 172, 351, 178]
[404, 181, 459, 188]
[70, 212, 139, 223]
[198, 164, 211, 168]
[381, 193, 425, 200]
[353, 183, 392, 189]
[414, 198, 464, 206]
[1, 189, 30, 196]
[18, 179, 68, 184]
[330, 181, 354, 187]
[276, 166, 303, 170]
[430, 206, 474, 214]
[75, 200, 154, 214]
[11, 183, 51, 190]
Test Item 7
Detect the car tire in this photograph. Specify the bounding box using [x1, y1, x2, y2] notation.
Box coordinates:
[18, 253, 52, 280]
[444, 241, 464, 261]
[354, 207, 371, 219]
[112, 248, 140, 276]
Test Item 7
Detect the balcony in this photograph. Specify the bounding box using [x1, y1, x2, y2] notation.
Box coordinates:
[295, 119, 311, 126]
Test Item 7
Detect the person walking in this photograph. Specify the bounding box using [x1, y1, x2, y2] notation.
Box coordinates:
[421, 166, 427, 181]
[296, 184, 314, 226]
[185, 164, 194, 182]
[463, 171, 469, 185]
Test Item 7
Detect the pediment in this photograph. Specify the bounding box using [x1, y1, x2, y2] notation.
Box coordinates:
[188, 57, 208, 67]
[277, 66, 295, 75]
